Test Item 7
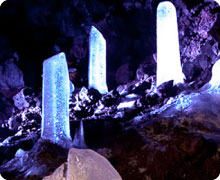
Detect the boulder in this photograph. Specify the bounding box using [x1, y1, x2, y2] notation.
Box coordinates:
[43, 163, 67, 180]
[43, 148, 122, 180]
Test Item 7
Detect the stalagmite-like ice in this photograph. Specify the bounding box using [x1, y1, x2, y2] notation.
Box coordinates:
[156, 1, 184, 87]
[73, 120, 87, 148]
[89, 26, 108, 94]
[41, 52, 72, 147]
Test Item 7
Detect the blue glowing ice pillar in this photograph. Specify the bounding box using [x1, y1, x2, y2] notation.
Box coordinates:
[42, 52, 72, 147]
[156, 1, 184, 87]
[89, 26, 108, 94]
[206, 59, 220, 93]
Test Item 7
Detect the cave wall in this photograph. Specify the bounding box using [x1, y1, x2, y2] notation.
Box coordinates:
[0, 0, 219, 94]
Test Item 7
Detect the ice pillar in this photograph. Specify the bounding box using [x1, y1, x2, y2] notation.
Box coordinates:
[207, 59, 220, 93]
[156, 1, 184, 87]
[89, 26, 108, 94]
[214, 0, 220, 6]
[42, 52, 72, 147]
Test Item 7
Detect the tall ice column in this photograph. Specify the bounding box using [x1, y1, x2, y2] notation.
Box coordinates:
[156, 1, 184, 87]
[41, 52, 71, 147]
[89, 26, 108, 94]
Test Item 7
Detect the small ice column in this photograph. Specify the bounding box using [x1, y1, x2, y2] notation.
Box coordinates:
[73, 120, 87, 148]
[89, 26, 108, 94]
[156, 1, 184, 87]
[42, 52, 72, 146]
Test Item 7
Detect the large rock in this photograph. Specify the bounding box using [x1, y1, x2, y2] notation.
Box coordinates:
[43, 163, 67, 180]
[66, 148, 122, 180]
[43, 148, 122, 180]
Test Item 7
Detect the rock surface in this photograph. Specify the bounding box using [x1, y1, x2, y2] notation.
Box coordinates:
[0, 139, 68, 180]
[0, 59, 24, 97]
[43, 163, 67, 180]
[43, 148, 122, 180]
[66, 148, 122, 180]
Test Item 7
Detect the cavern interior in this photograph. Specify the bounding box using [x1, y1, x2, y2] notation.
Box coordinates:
[0, 0, 220, 179]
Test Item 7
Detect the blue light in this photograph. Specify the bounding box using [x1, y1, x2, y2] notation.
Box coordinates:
[89, 26, 108, 94]
[41, 52, 72, 147]
[73, 120, 87, 148]
[156, 1, 184, 87]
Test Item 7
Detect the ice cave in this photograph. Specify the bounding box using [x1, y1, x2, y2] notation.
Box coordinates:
[0, 0, 219, 180]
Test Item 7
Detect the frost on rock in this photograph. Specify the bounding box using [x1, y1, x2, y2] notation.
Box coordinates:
[42, 52, 71, 147]
[117, 100, 136, 110]
[151, 59, 220, 128]
[89, 26, 108, 94]
[13, 89, 29, 110]
[156, 1, 184, 87]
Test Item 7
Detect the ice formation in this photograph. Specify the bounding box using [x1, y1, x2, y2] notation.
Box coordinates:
[117, 100, 136, 110]
[41, 52, 72, 147]
[0, 0, 5, 6]
[13, 89, 29, 110]
[156, 1, 184, 87]
[214, 174, 220, 180]
[0, 174, 6, 180]
[209, 59, 220, 86]
[205, 59, 220, 93]
[89, 26, 108, 94]
[73, 120, 87, 148]
[214, 0, 220, 6]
